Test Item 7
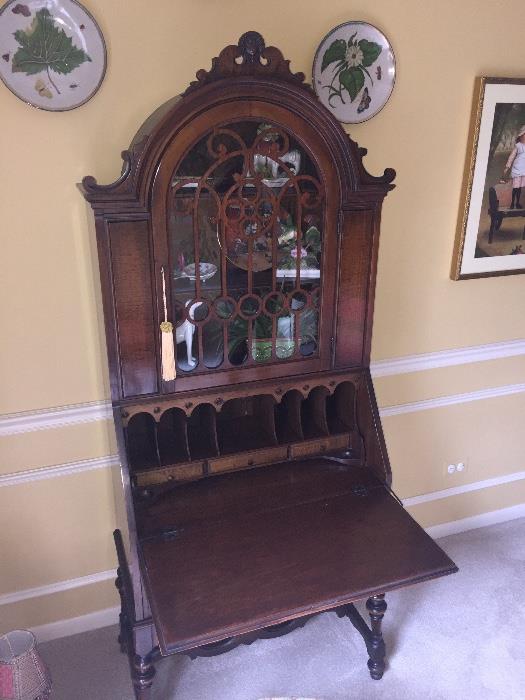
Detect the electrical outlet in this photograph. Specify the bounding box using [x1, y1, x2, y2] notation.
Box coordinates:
[444, 460, 468, 476]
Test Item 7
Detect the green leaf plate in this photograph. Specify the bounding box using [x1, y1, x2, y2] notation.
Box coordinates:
[0, 0, 106, 111]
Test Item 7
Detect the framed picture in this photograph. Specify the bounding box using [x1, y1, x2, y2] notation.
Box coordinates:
[452, 78, 525, 279]
[0, 0, 106, 111]
[312, 21, 395, 124]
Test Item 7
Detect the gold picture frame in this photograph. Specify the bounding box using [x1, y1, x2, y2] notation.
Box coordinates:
[451, 77, 525, 279]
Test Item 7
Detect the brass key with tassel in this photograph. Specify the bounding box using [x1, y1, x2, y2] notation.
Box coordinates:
[160, 267, 176, 381]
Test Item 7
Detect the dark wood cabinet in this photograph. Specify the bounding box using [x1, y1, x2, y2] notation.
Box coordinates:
[80, 32, 456, 699]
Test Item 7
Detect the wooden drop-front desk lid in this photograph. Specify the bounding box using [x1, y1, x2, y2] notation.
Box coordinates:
[136, 459, 457, 655]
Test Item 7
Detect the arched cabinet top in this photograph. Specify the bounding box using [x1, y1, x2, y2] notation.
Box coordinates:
[80, 31, 396, 402]
[79, 31, 395, 213]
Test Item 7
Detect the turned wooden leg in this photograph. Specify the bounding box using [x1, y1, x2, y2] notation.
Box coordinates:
[115, 567, 128, 654]
[132, 652, 156, 700]
[366, 594, 387, 680]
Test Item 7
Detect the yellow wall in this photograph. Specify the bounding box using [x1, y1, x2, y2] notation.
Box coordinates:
[1, 0, 524, 634]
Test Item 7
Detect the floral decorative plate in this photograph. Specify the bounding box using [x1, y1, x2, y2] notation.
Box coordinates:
[0, 0, 106, 111]
[312, 21, 395, 124]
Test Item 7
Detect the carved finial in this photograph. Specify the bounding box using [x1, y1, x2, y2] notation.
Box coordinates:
[238, 31, 265, 64]
[185, 31, 311, 95]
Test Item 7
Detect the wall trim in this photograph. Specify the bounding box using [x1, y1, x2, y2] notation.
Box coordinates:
[0, 340, 523, 437]
[2, 383, 524, 440]
[22, 502, 525, 643]
[0, 455, 120, 488]
[426, 503, 525, 539]
[371, 338, 525, 377]
[380, 382, 525, 417]
[31, 606, 120, 644]
[0, 400, 113, 437]
[0, 570, 117, 607]
[402, 470, 525, 507]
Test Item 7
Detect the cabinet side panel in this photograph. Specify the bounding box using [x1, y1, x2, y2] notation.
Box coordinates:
[334, 210, 374, 368]
[112, 409, 147, 618]
[356, 371, 392, 486]
[109, 220, 158, 398]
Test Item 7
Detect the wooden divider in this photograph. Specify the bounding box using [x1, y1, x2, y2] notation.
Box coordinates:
[126, 379, 360, 479]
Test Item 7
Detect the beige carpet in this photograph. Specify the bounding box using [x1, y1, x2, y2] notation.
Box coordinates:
[40, 518, 525, 700]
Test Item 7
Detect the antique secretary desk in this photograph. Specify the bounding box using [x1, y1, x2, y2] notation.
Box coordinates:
[80, 32, 457, 699]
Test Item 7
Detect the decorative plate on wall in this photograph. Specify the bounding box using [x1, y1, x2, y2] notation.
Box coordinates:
[0, 0, 106, 111]
[312, 21, 395, 124]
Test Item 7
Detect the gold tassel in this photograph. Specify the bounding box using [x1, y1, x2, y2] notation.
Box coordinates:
[160, 268, 176, 381]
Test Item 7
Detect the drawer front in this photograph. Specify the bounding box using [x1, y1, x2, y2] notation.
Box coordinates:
[135, 461, 205, 487]
[208, 446, 288, 474]
[290, 434, 349, 459]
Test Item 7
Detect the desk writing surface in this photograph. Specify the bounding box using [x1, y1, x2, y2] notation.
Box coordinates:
[136, 458, 379, 536]
[137, 460, 457, 654]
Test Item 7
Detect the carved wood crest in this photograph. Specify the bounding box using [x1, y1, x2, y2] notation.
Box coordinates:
[185, 31, 313, 95]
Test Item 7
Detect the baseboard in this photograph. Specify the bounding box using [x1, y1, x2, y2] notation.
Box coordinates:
[31, 606, 119, 643]
[426, 503, 525, 539]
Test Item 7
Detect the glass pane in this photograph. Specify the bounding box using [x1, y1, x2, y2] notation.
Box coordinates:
[168, 119, 325, 374]
[228, 315, 248, 366]
[203, 318, 223, 368]
[276, 313, 295, 359]
[299, 308, 318, 357]
[252, 313, 273, 362]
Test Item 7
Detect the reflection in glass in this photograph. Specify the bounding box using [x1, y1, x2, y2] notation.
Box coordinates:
[228, 315, 248, 366]
[291, 290, 307, 311]
[240, 295, 261, 317]
[214, 297, 235, 319]
[276, 313, 295, 359]
[299, 308, 318, 357]
[264, 292, 285, 314]
[252, 313, 273, 363]
[203, 319, 223, 368]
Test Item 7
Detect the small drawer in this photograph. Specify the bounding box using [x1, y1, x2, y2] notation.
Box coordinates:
[135, 461, 204, 487]
[290, 434, 349, 459]
[208, 446, 288, 474]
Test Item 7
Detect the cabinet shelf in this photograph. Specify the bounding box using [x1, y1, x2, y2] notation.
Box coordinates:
[127, 378, 364, 487]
